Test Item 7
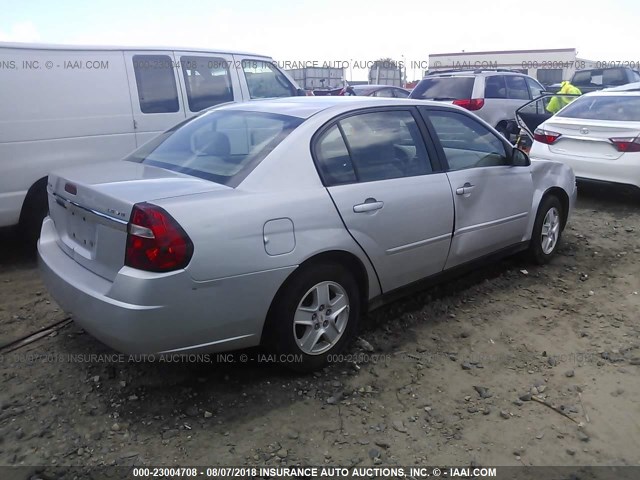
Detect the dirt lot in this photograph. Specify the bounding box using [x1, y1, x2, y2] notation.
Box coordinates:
[1, 184, 639, 472]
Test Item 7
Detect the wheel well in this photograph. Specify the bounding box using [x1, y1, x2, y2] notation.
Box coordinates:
[19, 177, 48, 225]
[260, 250, 370, 344]
[543, 187, 570, 229]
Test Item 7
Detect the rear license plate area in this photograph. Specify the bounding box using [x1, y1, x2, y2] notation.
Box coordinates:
[66, 207, 97, 252]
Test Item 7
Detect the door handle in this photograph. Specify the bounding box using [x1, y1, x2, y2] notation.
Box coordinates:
[353, 198, 384, 213]
[456, 182, 475, 195]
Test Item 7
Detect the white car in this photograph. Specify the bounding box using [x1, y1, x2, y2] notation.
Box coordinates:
[530, 90, 640, 190]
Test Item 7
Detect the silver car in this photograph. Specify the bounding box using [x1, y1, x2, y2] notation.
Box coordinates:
[410, 70, 546, 140]
[38, 97, 576, 371]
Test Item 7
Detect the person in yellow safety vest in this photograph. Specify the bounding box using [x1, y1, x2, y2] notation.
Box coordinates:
[546, 81, 582, 114]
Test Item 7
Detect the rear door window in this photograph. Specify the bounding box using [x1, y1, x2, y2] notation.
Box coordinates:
[180, 56, 234, 112]
[484, 76, 507, 98]
[242, 60, 296, 99]
[314, 110, 433, 185]
[410, 77, 475, 100]
[314, 125, 357, 185]
[132, 55, 180, 113]
[505, 76, 530, 99]
[394, 88, 410, 98]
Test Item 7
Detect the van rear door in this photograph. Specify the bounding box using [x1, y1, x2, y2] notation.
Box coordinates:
[124, 51, 187, 147]
[173, 52, 239, 116]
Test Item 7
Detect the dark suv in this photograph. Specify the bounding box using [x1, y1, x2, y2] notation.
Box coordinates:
[568, 67, 640, 93]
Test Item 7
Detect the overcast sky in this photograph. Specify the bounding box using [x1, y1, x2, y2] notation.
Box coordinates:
[1, 0, 639, 80]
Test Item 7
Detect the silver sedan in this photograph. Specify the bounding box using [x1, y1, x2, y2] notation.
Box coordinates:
[38, 97, 576, 371]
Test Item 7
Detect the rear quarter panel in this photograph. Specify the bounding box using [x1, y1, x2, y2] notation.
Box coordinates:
[152, 118, 382, 300]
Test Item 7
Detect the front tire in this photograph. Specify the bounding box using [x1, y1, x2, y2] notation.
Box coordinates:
[266, 263, 360, 372]
[529, 195, 563, 264]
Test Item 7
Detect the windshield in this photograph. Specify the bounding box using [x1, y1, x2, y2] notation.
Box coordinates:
[409, 77, 475, 100]
[126, 110, 304, 186]
[557, 95, 640, 121]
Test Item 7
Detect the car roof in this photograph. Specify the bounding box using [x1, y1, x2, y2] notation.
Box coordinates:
[427, 70, 525, 77]
[0, 41, 269, 58]
[213, 96, 441, 119]
[353, 84, 403, 89]
[583, 88, 640, 96]
[602, 82, 640, 92]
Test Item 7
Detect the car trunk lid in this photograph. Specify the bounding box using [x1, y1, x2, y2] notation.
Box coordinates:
[47, 160, 229, 281]
[543, 117, 640, 160]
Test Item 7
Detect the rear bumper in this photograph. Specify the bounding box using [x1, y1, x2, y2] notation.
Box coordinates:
[38, 217, 294, 354]
[530, 144, 640, 189]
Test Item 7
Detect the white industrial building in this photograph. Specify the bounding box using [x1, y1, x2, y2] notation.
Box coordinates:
[427, 48, 596, 85]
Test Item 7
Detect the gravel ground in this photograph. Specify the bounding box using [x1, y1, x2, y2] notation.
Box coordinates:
[1, 184, 639, 471]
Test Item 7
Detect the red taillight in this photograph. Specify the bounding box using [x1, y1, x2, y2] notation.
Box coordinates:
[125, 203, 193, 272]
[452, 98, 485, 111]
[609, 136, 640, 152]
[533, 128, 562, 145]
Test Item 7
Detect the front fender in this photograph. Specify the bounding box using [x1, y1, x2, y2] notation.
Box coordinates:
[526, 159, 577, 237]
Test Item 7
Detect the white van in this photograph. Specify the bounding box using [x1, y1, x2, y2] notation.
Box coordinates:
[0, 42, 303, 239]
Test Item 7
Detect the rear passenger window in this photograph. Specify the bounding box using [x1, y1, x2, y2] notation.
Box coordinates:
[315, 111, 432, 185]
[242, 60, 295, 99]
[315, 125, 357, 185]
[484, 76, 507, 98]
[181, 56, 234, 112]
[132, 55, 180, 113]
[339, 111, 432, 183]
[506, 76, 530, 99]
[426, 110, 508, 170]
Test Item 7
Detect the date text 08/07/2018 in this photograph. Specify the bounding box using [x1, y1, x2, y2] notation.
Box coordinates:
[130, 466, 498, 478]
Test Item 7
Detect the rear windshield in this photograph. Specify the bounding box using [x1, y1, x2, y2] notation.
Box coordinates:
[573, 68, 628, 87]
[409, 77, 475, 100]
[126, 110, 303, 186]
[557, 95, 640, 121]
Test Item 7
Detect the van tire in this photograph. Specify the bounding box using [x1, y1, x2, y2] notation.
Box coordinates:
[19, 178, 48, 245]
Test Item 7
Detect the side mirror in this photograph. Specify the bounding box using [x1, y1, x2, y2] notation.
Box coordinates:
[512, 147, 531, 167]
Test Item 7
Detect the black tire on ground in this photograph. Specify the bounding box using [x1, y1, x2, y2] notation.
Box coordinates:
[528, 195, 564, 265]
[19, 179, 48, 245]
[266, 263, 361, 372]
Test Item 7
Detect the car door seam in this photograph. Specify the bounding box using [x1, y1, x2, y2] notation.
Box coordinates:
[324, 188, 383, 294]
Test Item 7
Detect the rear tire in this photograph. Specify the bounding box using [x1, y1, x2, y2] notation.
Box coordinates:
[266, 263, 360, 372]
[528, 195, 563, 265]
[19, 179, 48, 245]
